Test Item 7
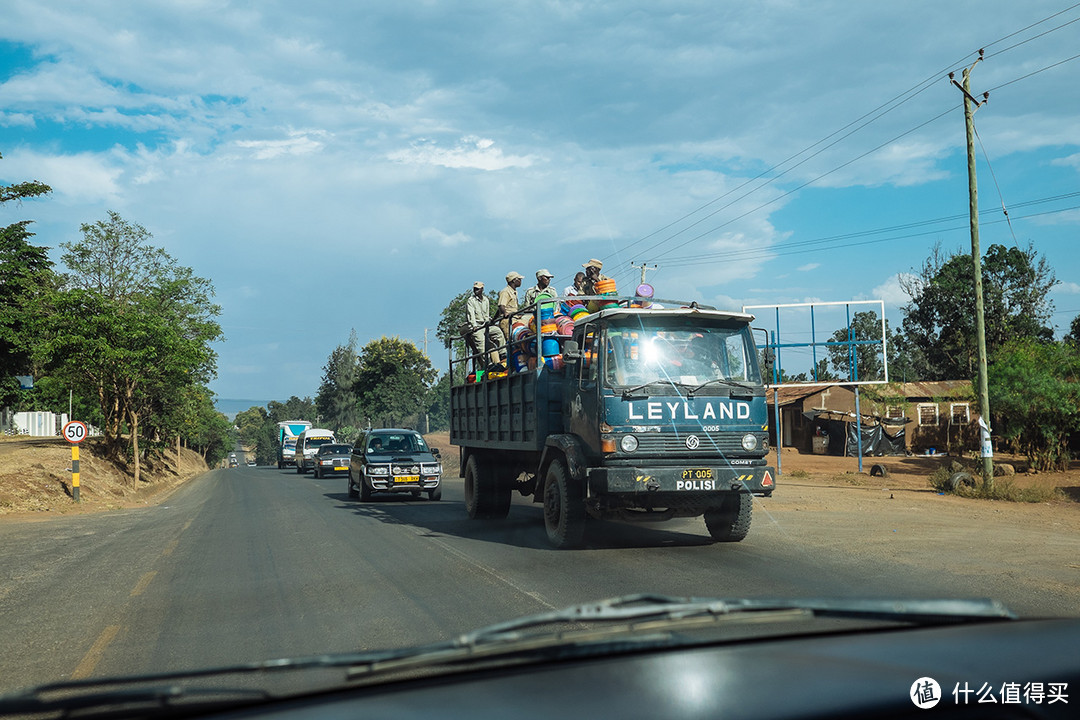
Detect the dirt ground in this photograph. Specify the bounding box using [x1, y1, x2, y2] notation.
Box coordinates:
[0, 436, 210, 518]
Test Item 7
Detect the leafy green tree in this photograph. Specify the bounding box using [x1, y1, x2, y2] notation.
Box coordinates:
[988, 338, 1080, 471]
[0, 151, 54, 407]
[900, 243, 1056, 380]
[36, 213, 222, 483]
[267, 396, 316, 424]
[425, 372, 452, 431]
[826, 311, 897, 381]
[1065, 313, 1080, 346]
[315, 331, 360, 432]
[354, 336, 437, 428]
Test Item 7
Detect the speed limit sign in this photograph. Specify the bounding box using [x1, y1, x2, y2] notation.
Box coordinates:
[63, 420, 88, 444]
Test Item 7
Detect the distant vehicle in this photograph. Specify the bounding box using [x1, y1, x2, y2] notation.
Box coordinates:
[247, 460, 256, 467]
[348, 428, 441, 501]
[228, 458, 239, 468]
[312, 443, 352, 479]
[293, 428, 336, 474]
[277, 421, 312, 468]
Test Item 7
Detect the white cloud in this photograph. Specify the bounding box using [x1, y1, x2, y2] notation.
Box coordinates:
[387, 136, 540, 171]
[1050, 152, 1080, 169]
[420, 227, 472, 247]
[1058, 281, 1080, 294]
[868, 273, 916, 308]
[798, 263, 820, 272]
[0, 112, 35, 127]
[0, 149, 124, 204]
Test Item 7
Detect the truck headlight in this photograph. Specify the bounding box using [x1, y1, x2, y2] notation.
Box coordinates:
[741, 434, 758, 451]
[422, 464, 441, 474]
[367, 466, 389, 476]
[620, 435, 638, 452]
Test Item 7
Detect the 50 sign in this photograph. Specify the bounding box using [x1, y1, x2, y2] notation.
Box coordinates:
[63, 421, 88, 444]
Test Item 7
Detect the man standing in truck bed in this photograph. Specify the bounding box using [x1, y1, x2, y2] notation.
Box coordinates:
[465, 281, 504, 370]
[497, 271, 523, 341]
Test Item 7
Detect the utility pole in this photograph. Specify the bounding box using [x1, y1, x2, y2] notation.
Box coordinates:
[630, 261, 658, 285]
[950, 51, 994, 490]
[423, 328, 431, 435]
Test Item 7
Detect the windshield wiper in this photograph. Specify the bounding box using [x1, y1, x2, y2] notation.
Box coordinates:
[620, 379, 696, 399]
[688, 378, 755, 396]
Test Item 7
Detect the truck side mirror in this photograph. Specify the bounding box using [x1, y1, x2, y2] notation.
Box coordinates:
[562, 340, 581, 361]
[431, 448, 441, 458]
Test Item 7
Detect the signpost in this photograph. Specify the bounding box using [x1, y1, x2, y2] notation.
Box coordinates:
[63, 420, 87, 503]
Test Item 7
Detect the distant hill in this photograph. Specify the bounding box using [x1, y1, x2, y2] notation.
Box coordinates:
[214, 398, 271, 421]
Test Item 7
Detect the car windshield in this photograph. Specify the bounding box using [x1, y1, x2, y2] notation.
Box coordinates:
[604, 322, 760, 388]
[368, 433, 428, 454]
[2, 3, 1078, 715]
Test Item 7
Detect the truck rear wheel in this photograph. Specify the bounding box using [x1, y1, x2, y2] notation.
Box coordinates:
[347, 475, 359, 498]
[543, 460, 585, 549]
[464, 455, 511, 519]
[704, 493, 752, 542]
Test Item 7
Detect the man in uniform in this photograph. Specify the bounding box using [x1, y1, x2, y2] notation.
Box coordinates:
[581, 258, 607, 295]
[497, 271, 523, 341]
[524, 268, 556, 308]
[464, 281, 505, 370]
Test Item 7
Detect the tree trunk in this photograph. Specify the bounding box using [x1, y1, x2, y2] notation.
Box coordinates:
[130, 408, 140, 486]
[176, 434, 181, 471]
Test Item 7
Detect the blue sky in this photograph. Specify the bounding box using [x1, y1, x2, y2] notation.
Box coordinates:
[2, 1, 1078, 407]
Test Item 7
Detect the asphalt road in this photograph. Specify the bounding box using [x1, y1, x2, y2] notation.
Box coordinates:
[0, 464, 1066, 695]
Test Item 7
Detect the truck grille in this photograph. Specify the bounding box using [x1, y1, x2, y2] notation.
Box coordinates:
[632, 433, 748, 455]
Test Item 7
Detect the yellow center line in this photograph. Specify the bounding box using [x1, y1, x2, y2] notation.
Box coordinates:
[161, 539, 180, 557]
[182, 518, 194, 532]
[71, 625, 120, 679]
[130, 571, 157, 597]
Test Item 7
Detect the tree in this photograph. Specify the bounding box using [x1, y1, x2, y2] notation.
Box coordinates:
[0, 151, 54, 407]
[826, 311, 898, 382]
[315, 331, 360, 431]
[36, 213, 222, 483]
[425, 372, 452, 431]
[353, 337, 437, 428]
[1065, 313, 1080, 346]
[988, 339, 1080, 471]
[900, 243, 1056, 380]
[267, 396, 316, 424]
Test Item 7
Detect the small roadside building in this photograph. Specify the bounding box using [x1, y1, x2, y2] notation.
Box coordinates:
[766, 381, 976, 456]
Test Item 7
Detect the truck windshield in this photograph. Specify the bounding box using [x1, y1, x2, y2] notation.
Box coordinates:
[603, 323, 760, 388]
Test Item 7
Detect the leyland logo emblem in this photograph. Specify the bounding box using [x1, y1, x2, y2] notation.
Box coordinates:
[685, 435, 700, 450]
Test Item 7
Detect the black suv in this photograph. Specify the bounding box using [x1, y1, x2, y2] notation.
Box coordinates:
[348, 429, 442, 501]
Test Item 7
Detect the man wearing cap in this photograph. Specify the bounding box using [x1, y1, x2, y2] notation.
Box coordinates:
[524, 269, 556, 308]
[464, 281, 505, 370]
[496, 271, 523, 341]
[581, 258, 608, 295]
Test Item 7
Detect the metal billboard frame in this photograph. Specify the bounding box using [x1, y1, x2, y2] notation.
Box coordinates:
[742, 300, 890, 475]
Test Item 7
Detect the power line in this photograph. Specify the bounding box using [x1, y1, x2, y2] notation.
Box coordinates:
[602, 4, 1080, 283]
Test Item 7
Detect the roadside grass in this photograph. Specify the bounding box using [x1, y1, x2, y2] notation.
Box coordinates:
[928, 466, 1065, 503]
[787, 469, 809, 479]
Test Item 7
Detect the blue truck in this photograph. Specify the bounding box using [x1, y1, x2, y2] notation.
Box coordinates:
[450, 296, 775, 548]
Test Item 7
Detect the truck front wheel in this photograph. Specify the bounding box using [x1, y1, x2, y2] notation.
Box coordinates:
[704, 493, 752, 542]
[543, 460, 585, 549]
[464, 455, 511, 519]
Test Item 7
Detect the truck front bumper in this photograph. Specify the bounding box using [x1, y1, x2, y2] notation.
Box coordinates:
[586, 464, 775, 498]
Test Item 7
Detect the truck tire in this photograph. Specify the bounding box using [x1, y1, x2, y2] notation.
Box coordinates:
[428, 486, 442, 501]
[704, 493, 752, 542]
[347, 475, 358, 498]
[464, 455, 511, 519]
[360, 476, 372, 501]
[543, 460, 585, 549]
